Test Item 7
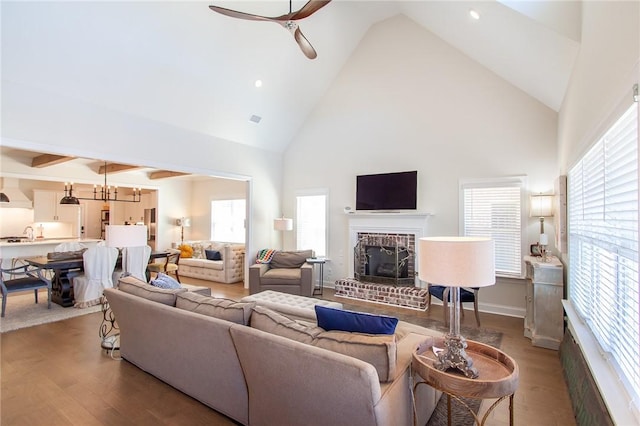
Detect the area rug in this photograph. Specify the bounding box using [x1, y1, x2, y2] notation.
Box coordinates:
[0, 293, 101, 333]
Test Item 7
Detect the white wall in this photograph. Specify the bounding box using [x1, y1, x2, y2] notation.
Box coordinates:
[189, 178, 247, 242]
[283, 14, 560, 316]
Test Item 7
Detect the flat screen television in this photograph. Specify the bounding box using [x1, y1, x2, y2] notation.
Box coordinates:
[356, 171, 417, 211]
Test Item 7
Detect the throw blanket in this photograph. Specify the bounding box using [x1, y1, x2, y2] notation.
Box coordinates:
[256, 249, 276, 264]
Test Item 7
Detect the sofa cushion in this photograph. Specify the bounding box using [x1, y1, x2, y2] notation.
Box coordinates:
[205, 249, 222, 261]
[176, 292, 255, 325]
[269, 250, 313, 269]
[180, 258, 224, 270]
[118, 275, 187, 306]
[313, 330, 397, 382]
[261, 268, 302, 285]
[178, 244, 193, 258]
[150, 272, 182, 289]
[250, 305, 323, 344]
[315, 305, 398, 335]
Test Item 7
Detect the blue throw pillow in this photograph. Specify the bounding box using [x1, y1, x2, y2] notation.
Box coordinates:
[315, 305, 398, 335]
[205, 249, 222, 261]
[151, 272, 181, 289]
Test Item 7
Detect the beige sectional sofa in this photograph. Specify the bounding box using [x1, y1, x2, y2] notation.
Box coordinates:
[173, 241, 244, 283]
[105, 276, 441, 426]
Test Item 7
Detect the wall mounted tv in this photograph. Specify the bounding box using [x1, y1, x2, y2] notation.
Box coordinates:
[356, 171, 417, 211]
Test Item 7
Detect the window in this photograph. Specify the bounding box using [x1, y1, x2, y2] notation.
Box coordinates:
[210, 199, 246, 243]
[295, 191, 327, 257]
[568, 102, 639, 406]
[460, 177, 525, 277]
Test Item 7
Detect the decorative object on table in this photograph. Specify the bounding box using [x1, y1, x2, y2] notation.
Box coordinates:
[418, 236, 495, 379]
[101, 224, 149, 353]
[529, 243, 542, 257]
[530, 193, 554, 261]
[176, 217, 191, 244]
[209, 0, 332, 59]
[59, 161, 142, 205]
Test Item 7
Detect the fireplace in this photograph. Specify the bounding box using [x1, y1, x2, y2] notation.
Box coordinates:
[354, 233, 415, 286]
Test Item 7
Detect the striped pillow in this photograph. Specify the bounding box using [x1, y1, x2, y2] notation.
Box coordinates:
[256, 249, 277, 264]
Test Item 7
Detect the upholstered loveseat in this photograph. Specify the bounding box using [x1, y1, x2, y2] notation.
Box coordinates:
[172, 241, 244, 283]
[105, 276, 441, 426]
[249, 249, 314, 296]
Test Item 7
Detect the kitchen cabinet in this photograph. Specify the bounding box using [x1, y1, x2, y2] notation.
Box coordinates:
[33, 190, 80, 223]
[524, 255, 564, 350]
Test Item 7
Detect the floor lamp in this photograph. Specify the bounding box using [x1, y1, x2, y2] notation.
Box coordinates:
[418, 236, 495, 378]
[101, 225, 148, 354]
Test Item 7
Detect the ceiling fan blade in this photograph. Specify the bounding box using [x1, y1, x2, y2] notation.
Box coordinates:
[209, 5, 275, 22]
[293, 27, 317, 59]
[290, 0, 332, 20]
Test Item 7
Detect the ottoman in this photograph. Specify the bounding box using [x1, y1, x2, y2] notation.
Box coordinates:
[241, 290, 343, 322]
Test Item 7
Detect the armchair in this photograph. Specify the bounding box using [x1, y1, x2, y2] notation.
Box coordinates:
[249, 250, 314, 296]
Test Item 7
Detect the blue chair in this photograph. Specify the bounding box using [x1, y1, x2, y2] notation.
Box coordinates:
[427, 284, 481, 327]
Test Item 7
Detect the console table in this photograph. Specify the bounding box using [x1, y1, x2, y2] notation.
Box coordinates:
[523, 255, 564, 349]
[412, 338, 519, 425]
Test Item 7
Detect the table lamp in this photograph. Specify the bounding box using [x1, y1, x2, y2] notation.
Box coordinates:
[530, 194, 554, 260]
[418, 236, 495, 378]
[273, 216, 293, 231]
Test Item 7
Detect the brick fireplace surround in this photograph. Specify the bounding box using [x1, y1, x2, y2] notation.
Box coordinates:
[337, 212, 431, 310]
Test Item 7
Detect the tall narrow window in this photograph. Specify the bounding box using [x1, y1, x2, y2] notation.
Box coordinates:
[460, 178, 525, 277]
[295, 191, 327, 257]
[568, 102, 639, 405]
[210, 199, 246, 243]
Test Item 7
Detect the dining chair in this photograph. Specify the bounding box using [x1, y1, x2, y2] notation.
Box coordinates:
[147, 249, 181, 283]
[72, 246, 119, 308]
[113, 245, 152, 283]
[427, 283, 481, 327]
[0, 259, 51, 317]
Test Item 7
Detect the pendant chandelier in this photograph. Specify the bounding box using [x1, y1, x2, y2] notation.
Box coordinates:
[60, 161, 142, 205]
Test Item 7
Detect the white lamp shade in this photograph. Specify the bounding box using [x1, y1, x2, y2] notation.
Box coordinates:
[176, 218, 191, 227]
[418, 237, 495, 288]
[106, 225, 148, 248]
[274, 217, 293, 231]
[530, 194, 554, 217]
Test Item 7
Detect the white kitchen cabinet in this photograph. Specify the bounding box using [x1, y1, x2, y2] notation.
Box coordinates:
[524, 255, 564, 350]
[33, 190, 80, 224]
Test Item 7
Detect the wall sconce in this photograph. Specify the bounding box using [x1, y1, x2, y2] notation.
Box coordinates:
[176, 217, 191, 244]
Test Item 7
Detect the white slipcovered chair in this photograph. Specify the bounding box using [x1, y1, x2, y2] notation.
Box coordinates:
[72, 246, 119, 308]
[112, 245, 152, 283]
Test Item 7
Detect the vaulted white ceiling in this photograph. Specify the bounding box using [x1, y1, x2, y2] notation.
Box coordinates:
[2, 1, 580, 153]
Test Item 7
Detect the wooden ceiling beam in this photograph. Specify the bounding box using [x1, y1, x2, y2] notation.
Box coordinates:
[148, 170, 191, 180]
[31, 154, 75, 168]
[99, 163, 143, 175]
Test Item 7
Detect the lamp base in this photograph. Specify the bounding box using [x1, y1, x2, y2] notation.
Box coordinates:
[434, 333, 479, 379]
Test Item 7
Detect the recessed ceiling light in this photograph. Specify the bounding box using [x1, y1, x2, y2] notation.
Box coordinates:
[469, 9, 480, 20]
[254, 79, 263, 88]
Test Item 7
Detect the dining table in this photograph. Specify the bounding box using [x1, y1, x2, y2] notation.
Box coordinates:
[25, 250, 171, 307]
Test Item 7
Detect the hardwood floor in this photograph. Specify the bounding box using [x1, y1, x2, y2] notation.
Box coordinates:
[1, 278, 576, 425]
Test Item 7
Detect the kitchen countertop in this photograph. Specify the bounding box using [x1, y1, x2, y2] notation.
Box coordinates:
[0, 238, 102, 248]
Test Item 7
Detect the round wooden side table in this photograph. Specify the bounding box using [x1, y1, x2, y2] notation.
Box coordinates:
[412, 337, 519, 426]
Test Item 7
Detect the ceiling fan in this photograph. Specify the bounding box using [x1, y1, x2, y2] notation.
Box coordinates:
[209, 0, 332, 59]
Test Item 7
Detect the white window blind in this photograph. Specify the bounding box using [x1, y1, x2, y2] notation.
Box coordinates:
[296, 192, 327, 257]
[461, 179, 524, 277]
[568, 102, 639, 404]
[210, 199, 246, 243]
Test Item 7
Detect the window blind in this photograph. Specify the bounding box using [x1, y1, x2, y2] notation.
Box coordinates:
[568, 102, 639, 404]
[461, 179, 524, 277]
